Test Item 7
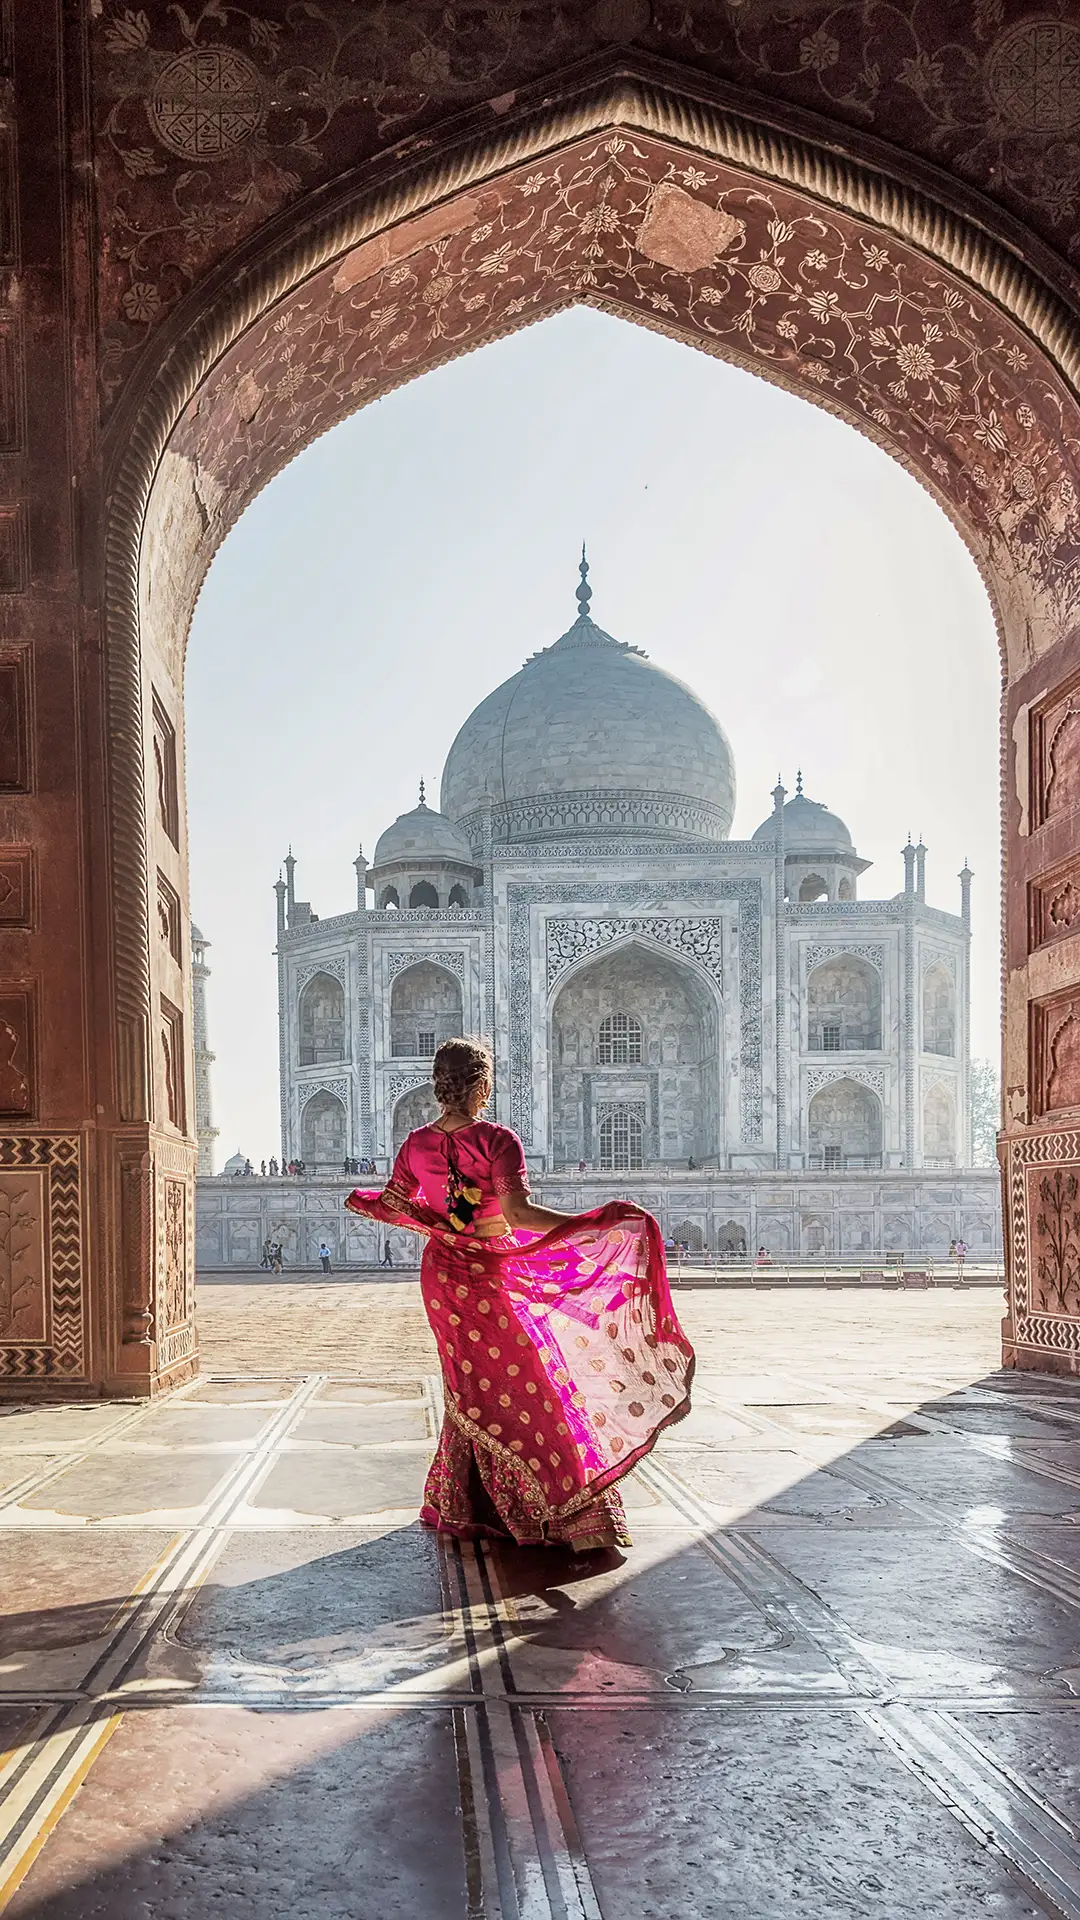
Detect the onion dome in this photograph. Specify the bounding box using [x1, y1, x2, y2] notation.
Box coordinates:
[752, 772, 853, 850]
[440, 550, 736, 844]
[373, 781, 473, 866]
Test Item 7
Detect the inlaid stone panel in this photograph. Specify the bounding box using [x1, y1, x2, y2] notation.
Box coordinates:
[0, 1167, 45, 1342]
[1029, 855, 1080, 948]
[1031, 985, 1080, 1117]
[1031, 671, 1080, 828]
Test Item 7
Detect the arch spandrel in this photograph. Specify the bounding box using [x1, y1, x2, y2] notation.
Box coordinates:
[143, 123, 1080, 683]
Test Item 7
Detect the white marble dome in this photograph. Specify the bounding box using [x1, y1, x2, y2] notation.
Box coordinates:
[752, 784, 853, 851]
[440, 562, 735, 844]
[373, 795, 473, 867]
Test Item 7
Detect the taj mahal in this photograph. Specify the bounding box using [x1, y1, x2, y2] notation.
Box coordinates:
[197, 555, 1001, 1266]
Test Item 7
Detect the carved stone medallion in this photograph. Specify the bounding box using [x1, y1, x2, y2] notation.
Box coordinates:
[148, 49, 267, 160]
[987, 21, 1080, 134]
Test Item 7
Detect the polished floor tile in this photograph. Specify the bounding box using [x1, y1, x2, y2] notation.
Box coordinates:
[2, 1288, 1079, 1918]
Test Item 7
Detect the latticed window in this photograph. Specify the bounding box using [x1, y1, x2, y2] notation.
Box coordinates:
[821, 1023, 842, 1052]
[597, 1012, 643, 1065]
[822, 1145, 843, 1171]
[598, 1105, 644, 1171]
[417, 1030, 436, 1057]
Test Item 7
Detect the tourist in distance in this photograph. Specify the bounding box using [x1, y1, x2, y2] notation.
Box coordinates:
[382, 1237, 393, 1268]
[346, 1037, 694, 1550]
[318, 1240, 332, 1274]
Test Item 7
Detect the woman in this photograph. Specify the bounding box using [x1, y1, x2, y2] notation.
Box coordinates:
[346, 1038, 694, 1551]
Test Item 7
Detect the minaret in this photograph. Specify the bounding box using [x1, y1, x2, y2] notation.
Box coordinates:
[915, 835, 927, 903]
[959, 857, 972, 928]
[772, 775, 787, 1168]
[900, 837, 915, 1166]
[191, 924, 218, 1175]
[353, 848, 368, 911]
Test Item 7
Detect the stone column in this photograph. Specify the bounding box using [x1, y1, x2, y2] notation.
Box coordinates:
[274, 875, 289, 1164]
[772, 780, 787, 1168]
[959, 861, 973, 1165]
[902, 841, 917, 1167]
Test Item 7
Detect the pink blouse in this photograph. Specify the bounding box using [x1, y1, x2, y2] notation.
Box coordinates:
[387, 1120, 530, 1224]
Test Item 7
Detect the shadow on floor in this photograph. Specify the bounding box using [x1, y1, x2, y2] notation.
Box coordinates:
[8, 1367, 1080, 1917]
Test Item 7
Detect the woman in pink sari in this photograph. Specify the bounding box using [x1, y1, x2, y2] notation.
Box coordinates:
[346, 1038, 694, 1551]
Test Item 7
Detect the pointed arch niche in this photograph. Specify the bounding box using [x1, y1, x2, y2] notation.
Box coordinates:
[548, 940, 720, 1170]
[70, 69, 1080, 1394]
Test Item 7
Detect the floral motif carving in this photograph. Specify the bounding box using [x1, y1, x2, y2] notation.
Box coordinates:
[805, 1066, 886, 1098]
[0, 1173, 44, 1342]
[920, 946, 958, 979]
[92, 0, 1080, 389]
[802, 942, 885, 976]
[159, 125, 1080, 664]
[293, 956, 348, 994]
[1033, 1170, 1080, 1314]
[297, 1076, 349, 1111]
[545, 916, 724, 994]
[160, 1174, 188, 1330]
[386, 949, 466, 983]
[385, 1073, 436, 1110]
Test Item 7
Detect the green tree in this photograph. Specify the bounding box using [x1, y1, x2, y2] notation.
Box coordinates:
[969, 1056, 1001, 1167]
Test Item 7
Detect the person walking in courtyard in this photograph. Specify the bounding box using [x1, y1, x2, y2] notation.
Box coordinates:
[270, 1241, 283, 1273]
[260, 1237, 273, 1271]
[955, 1237, 967, 1279]
[382, 1237, 393, 1268]
[346, 1037, 694, 1550]
[318, 1240, 332, 1274]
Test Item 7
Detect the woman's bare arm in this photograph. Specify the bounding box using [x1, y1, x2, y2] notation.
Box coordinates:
[501, 1189, 578, 1233]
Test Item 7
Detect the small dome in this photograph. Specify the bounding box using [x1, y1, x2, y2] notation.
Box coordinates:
[373, 794, 473, 868]
[752, 781, 853, 851]
[222, 1150, 249, 1175]
[440, 553, 735, 843]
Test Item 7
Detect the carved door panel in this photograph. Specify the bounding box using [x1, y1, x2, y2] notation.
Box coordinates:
[1005, 631, 1080, 1370]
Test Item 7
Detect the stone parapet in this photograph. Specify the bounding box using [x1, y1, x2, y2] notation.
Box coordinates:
[197, 1168, 1002, 1269]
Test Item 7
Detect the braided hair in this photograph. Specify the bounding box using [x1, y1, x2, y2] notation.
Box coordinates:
[432, 1037, 492, 1116]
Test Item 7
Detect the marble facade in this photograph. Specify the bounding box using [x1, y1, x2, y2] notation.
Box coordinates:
[243, 562, 998, 1256]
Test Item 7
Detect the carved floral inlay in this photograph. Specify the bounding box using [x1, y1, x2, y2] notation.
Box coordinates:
[159, 127, 1080, 662]
[93, 0, 1080, 384]
[545, 915, 724, 995]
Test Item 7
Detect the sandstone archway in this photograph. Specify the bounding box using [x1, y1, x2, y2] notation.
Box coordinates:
[12, 64, 1080, 1395]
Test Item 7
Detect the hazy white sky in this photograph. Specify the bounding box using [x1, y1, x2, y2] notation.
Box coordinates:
[186, 307, 1000, 1165]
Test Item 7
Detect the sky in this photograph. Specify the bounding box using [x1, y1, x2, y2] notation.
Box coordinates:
[186, 306, 1001, 1166]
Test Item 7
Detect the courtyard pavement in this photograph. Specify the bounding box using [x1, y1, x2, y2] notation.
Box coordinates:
[3, 1285, 1080, 1915]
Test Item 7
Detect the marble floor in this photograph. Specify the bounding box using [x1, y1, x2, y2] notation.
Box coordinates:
[4, 1286, 1080, 1916]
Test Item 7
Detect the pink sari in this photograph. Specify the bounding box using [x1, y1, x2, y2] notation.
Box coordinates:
[346, 1120, 694, 1551]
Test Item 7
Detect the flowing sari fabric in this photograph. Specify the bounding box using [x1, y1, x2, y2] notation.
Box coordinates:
[346, 1121, 694, 1550]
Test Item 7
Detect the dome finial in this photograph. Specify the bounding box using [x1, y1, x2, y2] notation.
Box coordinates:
[576, 542, 592, 622]
[795, 769, 803, 796]
[418, 777, 427, 807]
